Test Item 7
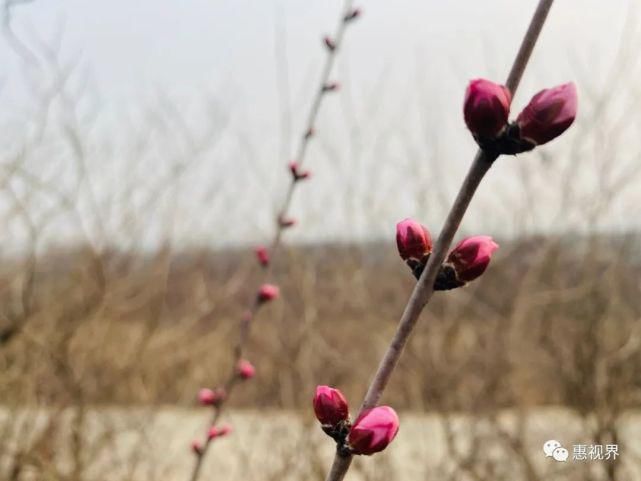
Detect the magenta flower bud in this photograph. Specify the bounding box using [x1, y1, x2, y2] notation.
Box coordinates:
[323, 36, 336, 51]
[198, 388, 217, 406]
[313, 385, 349, 427]
[278, 215, 297, 228]
[257, 283, 279, 303]
[207, 426, 218, 440]
[396, 218, 433, 261]
[304, 127, 315, 139]
[255, 245, 269, 267]
[447, 235, 499, 282]
[289, 161, 311, 181]
[464, 79, 511, 139]
[322, 82, 340, 93]
[218, 424, 233, 437]
[344, 8, 361, 22]
[347, 406, 400, 455]
[516, 82, 577, 146]
[237, 359, 256, 380]
[191, 440, 203, 455]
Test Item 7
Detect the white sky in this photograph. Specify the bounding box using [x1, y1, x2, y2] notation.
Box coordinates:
[0, 0, 639, 250]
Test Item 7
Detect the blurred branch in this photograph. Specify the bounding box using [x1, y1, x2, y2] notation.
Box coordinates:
[187, 2, 359, 481]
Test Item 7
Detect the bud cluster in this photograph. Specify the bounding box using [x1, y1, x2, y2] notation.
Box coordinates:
[313, 385, 400, 456]
[396, 219, 499, 289]
[191, 359, 258, 455]
[463, 78, 577, 156]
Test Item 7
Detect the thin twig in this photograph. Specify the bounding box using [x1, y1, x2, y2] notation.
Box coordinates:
[324, 1, 555, 479]
[187, 2, 356, 480]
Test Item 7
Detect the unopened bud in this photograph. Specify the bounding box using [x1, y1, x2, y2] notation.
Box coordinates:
[464, 78, 511, 139]
[516, 82, 577, 146]
[396, 218, 433, 261]
[347, 406, 399, 455]
[447, 235, 499, 283]
[313, 385, 350, 428]
[257, 284, 279, 303]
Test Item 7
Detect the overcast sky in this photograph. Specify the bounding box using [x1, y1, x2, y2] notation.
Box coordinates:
[0, 1, 639, 250]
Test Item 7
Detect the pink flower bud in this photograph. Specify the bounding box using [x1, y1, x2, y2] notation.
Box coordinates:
[217, 424, 233, 436]
[323, 36, 336, 51]
[289, 161, 311, 181]
[313, 385, 350, 427]
[348, 406, 399, 455]
[322, 82, 340, 93]
[344, 8, 361, 22]
[198, 388, 217, 406]
[516, 82, 577, 146]
[237, 359, 256, 380]
[447, 235, 499, 282]
[278, 215, 297, 228]
[207, 426, 218, 440]
[463, 79, 511, 139]
[257, 283, 279, 303]
[396, 218, 433, 261]
[255, 245, 269, 267]
[191, 440, 203, 455]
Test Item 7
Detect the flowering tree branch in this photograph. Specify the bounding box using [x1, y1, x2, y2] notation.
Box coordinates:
[318, 1, 574, 479]
[186, 2, 360, 481]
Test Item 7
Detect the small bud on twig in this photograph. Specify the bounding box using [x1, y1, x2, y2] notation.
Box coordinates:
[464, 78, 512, 140]
[257, 284, 279, 303]
[289, 161, 311, 181]
[278, 215, 297, 229]
[516, 82, 577, 146]
[343, 8, 361, 22]
[198, 388, 218, 406]
[396, 218, 433, 261]
[322, 82, 340, 93]
[313, 385, 350, 428]
[191, 440, 203, 455]
[447, 236, 499, 283]
[218, 424, 233, 437]
[347, 406, 399, 455]
[237, 359, 256, 380]
[304, 127, 315, 140]
[323, 35, 336, 51]
[255, 245, 269, 267]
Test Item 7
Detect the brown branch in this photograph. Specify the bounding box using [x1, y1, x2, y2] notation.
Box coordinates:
[187, 2, 357, 480]
[324, 1, 556, 479]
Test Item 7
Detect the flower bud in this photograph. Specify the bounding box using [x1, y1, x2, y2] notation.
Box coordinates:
[323, 35, 336, 51]
[237, 359, 256, 380]
[447, 235, 499, 282]
[255, 246, 269, 267]
[464, 79, 511, 139]
[278, 215, 296, 228]
[218, 424, 233, 437]
[198, 388, 217, 406]
[289, 161, 311, 181]
[207, 426, 218, 440]
[257, 283, 279, 303]
[191, 440, 203, 455]
[396, 218, 433, 261]
[516, 82, 577, 146]
[344, 8, 361, 22]
[322, 82, 340, 93]
[304, 127, 315, 139]
[313, 385, 349, 427]
[347, 406, 399, 455]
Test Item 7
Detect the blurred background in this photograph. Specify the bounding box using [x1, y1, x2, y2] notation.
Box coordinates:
[1, 0, 641, 480]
